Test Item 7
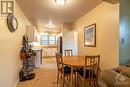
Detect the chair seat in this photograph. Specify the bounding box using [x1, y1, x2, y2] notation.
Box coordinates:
[64, 66, 71, 74]
[77, 69, 96, 79]
[63, 66, 77, 74]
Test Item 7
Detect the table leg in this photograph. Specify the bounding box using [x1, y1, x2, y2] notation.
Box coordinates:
[71, 66, 73, 87]
[76, 72, 78, 87]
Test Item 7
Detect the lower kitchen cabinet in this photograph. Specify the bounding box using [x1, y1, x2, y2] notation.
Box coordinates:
[42, 46, 57, 57]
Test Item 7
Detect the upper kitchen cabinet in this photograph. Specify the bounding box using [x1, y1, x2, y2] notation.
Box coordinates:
[26, 25, 37, 42]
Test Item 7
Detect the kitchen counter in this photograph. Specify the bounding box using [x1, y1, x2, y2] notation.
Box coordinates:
[34, 45, 58, 48]
[32, 47, 42, 67]
[33, 45, 58, 58]
[32, 47, 42, 51]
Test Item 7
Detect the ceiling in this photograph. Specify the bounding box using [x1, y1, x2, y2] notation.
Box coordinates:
[16, 0, 102, 32]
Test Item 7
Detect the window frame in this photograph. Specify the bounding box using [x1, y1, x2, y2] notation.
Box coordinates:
[40, 35, 57, 45]
[40, 35, 49, 45]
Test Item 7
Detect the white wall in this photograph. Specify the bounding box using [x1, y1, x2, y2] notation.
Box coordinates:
[26, 25, 36, 42]
[73, 32, 78, 55]
[0, 2, 31, 87]
[72, 2, 119, 69]
[63, 24, 78, 56]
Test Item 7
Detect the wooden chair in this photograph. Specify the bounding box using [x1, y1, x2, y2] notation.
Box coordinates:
[77, 55, 100, 87]
[64, 49, 73, 56]
[55, 52, 71, 87]
[64, 49, 74, 78]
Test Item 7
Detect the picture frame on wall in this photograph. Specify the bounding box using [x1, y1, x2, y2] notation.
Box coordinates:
[84, 23, 96, 47]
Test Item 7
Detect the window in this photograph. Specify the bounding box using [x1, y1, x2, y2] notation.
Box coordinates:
[40, 35, 48, 45]
[49, 36, 56, 45]
[40, 35, 57, 45]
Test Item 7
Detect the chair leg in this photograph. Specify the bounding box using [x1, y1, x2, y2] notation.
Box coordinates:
[75, 73, 76, 87]
[67, 76, 69, 80]
[57, 72, 59, 84]
[83, 79, 85, 87]
[94, 81, 96, 87]
[88, 81, 91, 86]
[61, 74, 62, 79]
[94, 81, 98, 87]
[69, 75, 71, 80]
[62, 75, 65, 87]
[77, 74, 78, 87]
[96, 80, 98, 87]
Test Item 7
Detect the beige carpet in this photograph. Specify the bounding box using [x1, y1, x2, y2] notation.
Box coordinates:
[17, 58, 99, 87]
[17, 58, 71, 87]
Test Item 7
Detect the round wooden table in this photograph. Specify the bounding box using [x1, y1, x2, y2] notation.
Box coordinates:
[63, 56, 97, 87]
[63, 56, 85, 67]
[63, 56, 86, 87]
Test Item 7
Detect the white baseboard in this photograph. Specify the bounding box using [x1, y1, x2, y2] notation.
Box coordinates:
[13, 79, 19, 87]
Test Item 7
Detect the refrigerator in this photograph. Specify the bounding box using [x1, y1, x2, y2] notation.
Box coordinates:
[57, 37, 62, 54]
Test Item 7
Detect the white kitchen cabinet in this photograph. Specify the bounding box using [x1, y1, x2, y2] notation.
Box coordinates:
[33, 48, 42, 67]
[51, 48, 57, 56]
[42, 48, 48, 57]
[42, 46, 57, 57]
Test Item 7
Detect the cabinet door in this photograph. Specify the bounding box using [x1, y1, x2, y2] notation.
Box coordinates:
[42, 47, 57, 57]
[42, 48, 52, 57]
[34, 50, 42, 67]
[51, 48, 57, 56]
[42, 48, 48, 57]
[47, 48, 52, 56]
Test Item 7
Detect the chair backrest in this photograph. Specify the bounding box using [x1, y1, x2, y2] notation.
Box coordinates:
[64, 49, 73, 56]
[84, 55, 100, 80]
[55, 52, 64, 73]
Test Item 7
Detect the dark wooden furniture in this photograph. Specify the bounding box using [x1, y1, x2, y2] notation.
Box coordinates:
[77, 55, 100, 87]
[64, 49, 73, 56]
[63, 56, 98, 87]
[55, 52, 71, 87]
[57, 37, 62, 54]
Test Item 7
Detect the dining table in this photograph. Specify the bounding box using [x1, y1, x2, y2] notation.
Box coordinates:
[63, 56, 86, 87]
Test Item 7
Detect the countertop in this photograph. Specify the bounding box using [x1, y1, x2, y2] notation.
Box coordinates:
[33, 45, 58, 48]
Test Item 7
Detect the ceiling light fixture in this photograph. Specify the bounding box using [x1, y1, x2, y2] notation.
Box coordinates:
[55, 0, 66, 7]
[47, 21, 55, 29]
[48, 24, 55, 28]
